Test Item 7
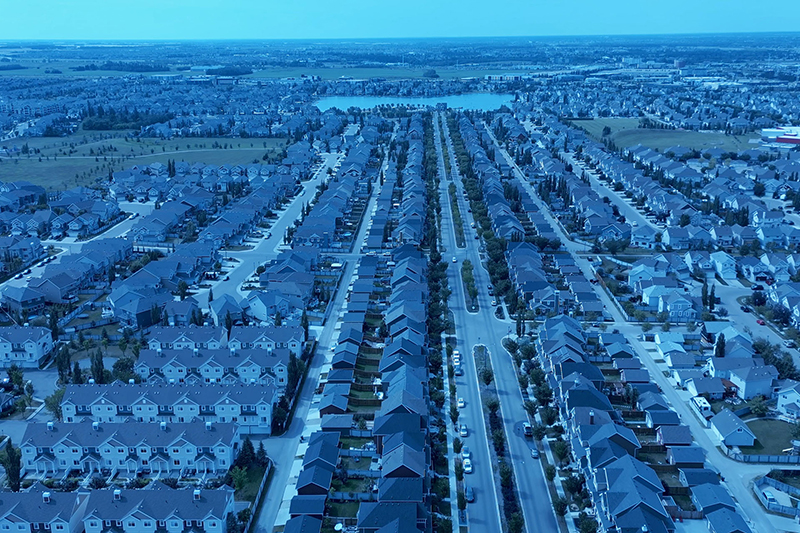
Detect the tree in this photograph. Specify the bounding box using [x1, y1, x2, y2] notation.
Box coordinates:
[701, 281, 709, 308]
[480, 367, 494, 386]
[715, 334, 726, 358]
[553, 496, 569, 516]
[750, 396, 769, 417]
[256, 441, 268, 467]
[545, 464, 556, 482]
[552, 440, 571, 465]
[208, 288, 214, 302]
[178, 280, 189, 301]
[230, 466, 248, 491]
[679, 213, 691, 227]
[48, 309, 59, 341]
[225, 311, 233, 335]
[0, 440, 21, 491]
[238, 437, 256, 467]
[274, 311, 282, 327]
[709, 284, 716, 312]
[6, 364, 24, 394]
[754, 181, 766, 197]
[300, 311, 309, 340]
[72, 361, 83, 384]
[90, 349, 105, 383]
[119, 339, 128, 358]
[44, 388, 65, 421]
[534, 384, 553, 406]
[112, 357, 137, 383]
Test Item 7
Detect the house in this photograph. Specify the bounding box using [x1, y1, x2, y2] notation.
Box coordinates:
[0, 489, 87, 533]
[21, 420, 240, 476]
[709, 251, 737, 280]
[691, 483, 736, 516]
[1, 285, 46, 315]
[82, 487, 235, 533]
[705, 508, 753, 533]
[776, 382, 800, 421]
[710, 409, 756, 447]
[656, 425, 693, 446]
[728, 365, 778, 400]
[630, 225, 659, 249]
[0, 325, 54, 369]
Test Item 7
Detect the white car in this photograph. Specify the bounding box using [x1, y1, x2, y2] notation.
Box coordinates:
[452, 257, 457, 263]
[491, 300, 497, 306]
[457, 398, 466, 408]
[463, 458, 473, 474]
[459, 424, 468, 437]
[329, 342, 337, 352]
[461, 446, 471, 460]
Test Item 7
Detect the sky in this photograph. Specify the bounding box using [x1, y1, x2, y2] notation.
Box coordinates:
[1, 0, 798, 40]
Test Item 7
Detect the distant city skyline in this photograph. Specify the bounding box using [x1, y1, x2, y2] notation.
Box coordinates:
[2, 0, 798, 41]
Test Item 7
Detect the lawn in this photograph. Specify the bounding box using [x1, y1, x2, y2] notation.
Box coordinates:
[235, 465, 267, 503]
[327, 501, 360, 518]
[570, 117, 761, 153]
[739, 419, 796, 456]
[0, 134, 286, 191]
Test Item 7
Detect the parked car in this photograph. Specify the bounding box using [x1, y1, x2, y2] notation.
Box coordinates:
[784, 340, 797, 349]
[465, 486, 475, 503]
[740, 306, 752, 313]
[459, 424, 468, 437]
[452, 257, 457, 263]
[463, 458, 473, 474]
[530, 447, 539, 459]
[457, 398, 466, 408]
[461, 446, 471, 460]
[757, 319, 766, 325]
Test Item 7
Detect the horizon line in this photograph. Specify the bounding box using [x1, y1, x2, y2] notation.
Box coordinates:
[2, 30, 800, 44]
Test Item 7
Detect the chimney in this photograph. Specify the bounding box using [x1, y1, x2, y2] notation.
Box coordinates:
[42, 492, 51, 503]
[193, 347, 199, 357]
[128, 379, 135, 385]
[589, 410, 595, 425]
[47, 421, 54, 431]
[92, 421, 99, 431]
[160, 421, 167, 431]
[205, 421, 212, 431]
[113, 489, 121, 501]
[230, 347, 236, 356]
[193, 489, 201, 501]
[88, 378, 95, 384]
[158, 347, 163, 357]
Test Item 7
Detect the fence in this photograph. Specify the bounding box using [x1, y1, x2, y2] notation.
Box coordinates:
[722, 444, 800, 464]
[754, 476, 800, 517]
[329, 491, 377, 502]
[244, 461, 272, 533]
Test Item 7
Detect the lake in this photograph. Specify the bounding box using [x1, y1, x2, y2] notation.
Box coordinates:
[314, 93, 515, 112]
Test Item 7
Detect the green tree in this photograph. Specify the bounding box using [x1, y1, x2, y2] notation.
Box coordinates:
[225, 311, 233, 335]
[552, 440, 571, 465]
[49, 309, 59, 341]
[90, 349, 105, 383]
[553, 496, 569, 516]
[230, 466, 248, 491]
[44, 388, 65, 421]
[238, 437, 256, 467]
[6, 364, 24, 394]
[709, 284, 716, 312]
[0, 440, 21, 491]
[544, 464, 556, 482]
[750, 396, 769, 417]
[208, 288, 214, 303]
[480, 367, 494, 386]
[72, 361, 83, 384]
[715, 334, 726, 358]
[178, 280, 189, 301]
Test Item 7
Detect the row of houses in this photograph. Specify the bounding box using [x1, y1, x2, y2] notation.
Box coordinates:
[536, 316, 754, 533]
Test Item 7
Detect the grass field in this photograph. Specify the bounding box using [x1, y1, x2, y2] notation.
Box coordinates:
[0, 60, 508, 80]
[739, 419, 794, 455]
[0, 133, 287, 190]
[571, 117, 760, 153]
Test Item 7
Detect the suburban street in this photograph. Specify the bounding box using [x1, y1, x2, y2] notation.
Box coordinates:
[439, 112, 559, 533]
[256, 125, 395, 533]
[487, 120, 785, 533]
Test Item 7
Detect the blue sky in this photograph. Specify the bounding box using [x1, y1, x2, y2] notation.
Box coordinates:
[2, 0, 797, 40]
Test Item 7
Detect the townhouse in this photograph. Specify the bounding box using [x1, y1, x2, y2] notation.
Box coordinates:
[21, 420, 240, 476]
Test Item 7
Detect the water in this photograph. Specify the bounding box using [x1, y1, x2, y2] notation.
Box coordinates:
[314, 93, 515, 112]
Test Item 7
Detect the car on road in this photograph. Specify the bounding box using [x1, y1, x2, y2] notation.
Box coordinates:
[464, 486, 475, 503]
[223, 276, 230, 281]
[740, 305, 752, 312]
[491, 300, 497, 306]
[329, 342, 337, 352]
[470, 222, 475, 228]
[457, 398, 465, 408]
[530, 447, 539, 459]
[24, 269, 31, 274]
[461, 446, 471, 460]
[462, 458, 473, 474]
[522, 422, 533, 438]
[14, 273, 22, 279]
[459, 424, 468, 437]
[452, 257, 457, 263]
[785, 340, 797, 349]
[757, 319, 766, 325]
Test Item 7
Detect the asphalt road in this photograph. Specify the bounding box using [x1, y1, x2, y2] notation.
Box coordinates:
[489, 121, 782, 533]
[440, 113, 558, 533]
